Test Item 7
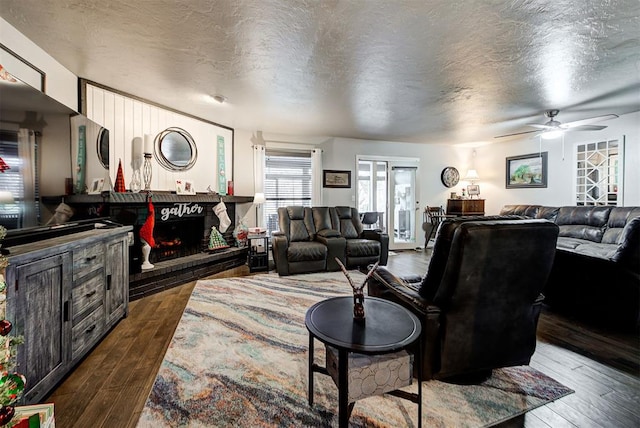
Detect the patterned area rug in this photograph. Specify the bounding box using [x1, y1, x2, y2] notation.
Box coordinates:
[137, 271, 573, 427]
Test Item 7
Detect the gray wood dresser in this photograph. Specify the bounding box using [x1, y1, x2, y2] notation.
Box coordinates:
[4, 226, 132, 403]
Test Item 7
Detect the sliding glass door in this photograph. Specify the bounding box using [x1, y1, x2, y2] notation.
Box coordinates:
[389, 162, 419, 249]
[357, 156, 419, 250]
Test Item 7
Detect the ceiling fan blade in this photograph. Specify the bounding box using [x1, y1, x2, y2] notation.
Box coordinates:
[561, 114, 618, 129]
[528, 124, 557, 130]
[494, 129, 540, 139]
[565, 125, 608, 131]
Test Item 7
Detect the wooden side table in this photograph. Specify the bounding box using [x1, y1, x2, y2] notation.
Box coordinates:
[446, 199, 485, 216]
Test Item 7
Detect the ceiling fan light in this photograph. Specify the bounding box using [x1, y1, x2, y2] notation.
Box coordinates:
[541, 130, 564, 140]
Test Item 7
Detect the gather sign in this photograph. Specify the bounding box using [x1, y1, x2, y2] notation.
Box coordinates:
[160, 203, 204, 221]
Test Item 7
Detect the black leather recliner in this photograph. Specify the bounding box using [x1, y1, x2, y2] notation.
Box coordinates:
[271, 206, 329, 276]
[367, 216, 559, 381]
[332, 206, 389, 269]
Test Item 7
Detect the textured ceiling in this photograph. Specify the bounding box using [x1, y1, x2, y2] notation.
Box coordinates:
[1, 0, 639, 144]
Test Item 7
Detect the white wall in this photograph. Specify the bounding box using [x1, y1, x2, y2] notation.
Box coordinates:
[475, 111, 640, 214]
[320, 137, 469, 210]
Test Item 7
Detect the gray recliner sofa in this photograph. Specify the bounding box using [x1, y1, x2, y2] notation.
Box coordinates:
[272, 206, 389, 276]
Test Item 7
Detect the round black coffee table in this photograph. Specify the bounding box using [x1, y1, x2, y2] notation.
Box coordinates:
[306, 296, 422, 428]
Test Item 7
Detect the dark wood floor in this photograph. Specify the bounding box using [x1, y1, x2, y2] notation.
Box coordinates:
[46, 249, 639, 427]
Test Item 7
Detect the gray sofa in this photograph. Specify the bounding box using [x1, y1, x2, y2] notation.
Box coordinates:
[272, 206, 389, 276]
[500, 205, 640, 329]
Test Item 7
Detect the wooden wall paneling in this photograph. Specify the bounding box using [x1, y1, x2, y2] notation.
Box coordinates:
[113, 93, 125, 187]
[83, 81, 234, 193]
[101, 90, 115, 186]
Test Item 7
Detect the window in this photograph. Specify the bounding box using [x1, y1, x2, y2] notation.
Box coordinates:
[0, 130, 40, 228]
[575, 138, 623, 206]
[263, 152, 312, 235]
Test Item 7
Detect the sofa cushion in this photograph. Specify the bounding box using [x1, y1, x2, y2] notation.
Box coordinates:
[334, 206, 359, 239]
[555, 206, 612, 243]
[312, 207, 333, 233]
[602, 207, 640, 244]
[572, 242, 618, 259]
[284, 206, 311, 242]
[537, 206, 559, 221]
[500, 205, 540, 218]
[317, 228, 341, 238]
[346, 239, 380, 258]
[288, 241, 327, 262]
[556, 237, 588, 250]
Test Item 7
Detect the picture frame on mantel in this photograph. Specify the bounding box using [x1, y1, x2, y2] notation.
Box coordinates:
[323, 170, 351, 188]
[506, 152, 548, 188]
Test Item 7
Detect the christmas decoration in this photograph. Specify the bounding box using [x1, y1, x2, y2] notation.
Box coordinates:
[114, 159, 126, 193]
[208, 227, 229, 251]
[213, 201, 231, 233]
[0, 226, 25, 426]
[139, 197, 155, 270]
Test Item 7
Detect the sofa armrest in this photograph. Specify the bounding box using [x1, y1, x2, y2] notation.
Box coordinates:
[362, 229, 389, 265]
[315, 235, 346, 271]
[271, 234, 290, 276]
[367, 267, 438, 315]
[611, 217, 640, 273]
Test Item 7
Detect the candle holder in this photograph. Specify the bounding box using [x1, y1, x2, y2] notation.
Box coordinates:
[130, 169, 142, 193]
[143, 153, 152, 191]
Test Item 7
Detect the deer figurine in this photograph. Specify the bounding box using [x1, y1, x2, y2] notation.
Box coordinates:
[335, 258, 379, 323]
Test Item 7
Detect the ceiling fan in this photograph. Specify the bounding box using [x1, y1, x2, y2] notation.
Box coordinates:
[495, 110, 619, 139]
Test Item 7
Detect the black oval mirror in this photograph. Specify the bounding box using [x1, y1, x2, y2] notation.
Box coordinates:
[155, 127, 197, 171]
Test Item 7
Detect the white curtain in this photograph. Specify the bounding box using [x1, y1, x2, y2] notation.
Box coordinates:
[253, 145, 266, 227]
[311, 148, 323, 206]
[17, 128, 37, 227]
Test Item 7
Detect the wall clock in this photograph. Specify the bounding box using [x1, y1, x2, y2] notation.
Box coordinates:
[441, 167, 460, 188]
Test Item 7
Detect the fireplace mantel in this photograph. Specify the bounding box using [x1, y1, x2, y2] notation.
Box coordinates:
[45, 192, 253, 205]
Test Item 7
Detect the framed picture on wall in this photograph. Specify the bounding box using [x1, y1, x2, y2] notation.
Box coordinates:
[323, 170, 351, 188]
[506, 152, 548, 188]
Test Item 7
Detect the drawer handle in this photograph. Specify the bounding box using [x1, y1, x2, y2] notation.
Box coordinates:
[85, 290, 97, 298]
[85, 324, 97, 334]
[85, 255, 97, 262]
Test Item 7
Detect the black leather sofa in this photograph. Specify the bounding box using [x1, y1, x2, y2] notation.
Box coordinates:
[500, 205, 640, 329]
[367, 216, 559, 380]
[272, 206, 389, 276]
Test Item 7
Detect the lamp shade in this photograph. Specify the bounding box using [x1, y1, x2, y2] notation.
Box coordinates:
[463, 169, 480, 182]
[0, 191, 14, 204]
[253, 192, 266, 204]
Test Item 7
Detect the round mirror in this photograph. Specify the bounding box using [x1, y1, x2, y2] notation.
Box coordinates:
[154, 127, 197, 171]
[96, 127, 110, 169]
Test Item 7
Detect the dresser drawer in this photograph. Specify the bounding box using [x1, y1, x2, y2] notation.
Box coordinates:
[73, 242, 104, 281]
[71, 305, 105, 360]
[72, 271, 104, 324]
